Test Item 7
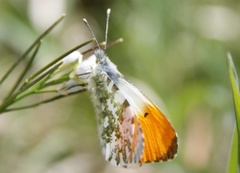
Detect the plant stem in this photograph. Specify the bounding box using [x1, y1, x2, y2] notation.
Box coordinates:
[0, 14, 65, 86]
[3, 89, 86, 113]
[4, 41, 41, 101]
[21, 39, 94, 89]
[0, 63, 61, 113]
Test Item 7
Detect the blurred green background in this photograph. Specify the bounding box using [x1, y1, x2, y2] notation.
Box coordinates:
[0, 0, 239, 173]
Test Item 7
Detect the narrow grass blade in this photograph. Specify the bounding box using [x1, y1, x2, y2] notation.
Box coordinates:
[0, 14, 65, 86]
[228, 126, 238, 173]
[227, 53, 240, 172]
[0, 63, 62, 113]
[4, 41, 42, 101]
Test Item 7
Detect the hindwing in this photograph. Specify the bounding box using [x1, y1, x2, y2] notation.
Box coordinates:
[92, 70, 144, 167]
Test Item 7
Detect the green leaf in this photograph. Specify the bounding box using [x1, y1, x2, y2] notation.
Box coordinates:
[227, 53, 240, 172]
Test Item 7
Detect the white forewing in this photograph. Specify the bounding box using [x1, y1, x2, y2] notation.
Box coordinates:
[115, 77, 152, 115]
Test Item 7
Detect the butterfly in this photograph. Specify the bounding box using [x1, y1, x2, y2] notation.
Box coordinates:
[71, 9, 178, 168]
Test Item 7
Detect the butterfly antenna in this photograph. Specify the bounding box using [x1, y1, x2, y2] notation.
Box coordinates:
[83, 18, 100, 49]
[104, 8, 111, 50]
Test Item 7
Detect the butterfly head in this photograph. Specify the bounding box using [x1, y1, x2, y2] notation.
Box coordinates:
[95, 49, 107, 64]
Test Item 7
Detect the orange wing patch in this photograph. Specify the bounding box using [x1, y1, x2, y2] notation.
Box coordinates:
[138, 103, 178, 163]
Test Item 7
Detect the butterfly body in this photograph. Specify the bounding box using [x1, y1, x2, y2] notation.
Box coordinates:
[76, 49, 178, 167]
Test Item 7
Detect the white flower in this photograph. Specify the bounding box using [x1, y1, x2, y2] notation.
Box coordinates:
[60, 51, 82, 69]
[53, 51, 82, 77]
[71, 54, 97, 81]
[58, 54, 97, 95]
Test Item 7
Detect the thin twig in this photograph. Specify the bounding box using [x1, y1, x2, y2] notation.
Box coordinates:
[3, 89, 87, 113]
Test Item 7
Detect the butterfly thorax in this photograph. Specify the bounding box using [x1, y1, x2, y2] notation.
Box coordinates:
[94, 49, 121, 84]
[95, 49, 106, 64]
